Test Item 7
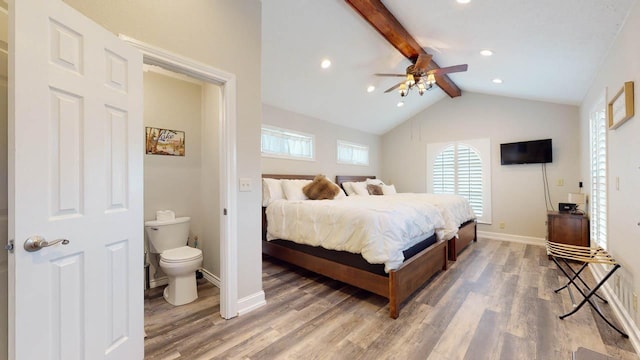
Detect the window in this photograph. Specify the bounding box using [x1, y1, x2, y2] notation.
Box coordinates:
[427, 139, 492, 224]
[590, 99, 607, 249]
[261, 125, 314, 160]
[337, 140, 369, 165]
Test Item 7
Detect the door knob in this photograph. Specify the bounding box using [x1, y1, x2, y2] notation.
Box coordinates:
[24, 236, 70, 252]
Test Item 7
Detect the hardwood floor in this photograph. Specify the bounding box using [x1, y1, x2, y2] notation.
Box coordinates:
[144, 239, 638, 360]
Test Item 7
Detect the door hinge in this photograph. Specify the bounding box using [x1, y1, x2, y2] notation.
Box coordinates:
[5, 239, 14, 253]
[224, 208, 228, 216]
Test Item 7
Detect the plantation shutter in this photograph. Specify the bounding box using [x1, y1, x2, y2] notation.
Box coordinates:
[433, 145, 456, 194]
[456, 144, 484, 217]
[433, 143, 483, 217]
[590, 107, 607, 248]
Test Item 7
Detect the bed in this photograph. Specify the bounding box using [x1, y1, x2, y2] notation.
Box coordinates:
[261, 174, 448, 319]
[335, 175, 477, 261]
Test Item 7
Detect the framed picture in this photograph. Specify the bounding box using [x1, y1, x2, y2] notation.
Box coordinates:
[145, 127, 185, 156]
[608, 81, 634, 130]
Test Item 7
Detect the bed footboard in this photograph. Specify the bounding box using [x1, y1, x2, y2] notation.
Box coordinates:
[263, 237, 447, 319]
[389, 239, 447, 318]
[448, 220, 477, 261]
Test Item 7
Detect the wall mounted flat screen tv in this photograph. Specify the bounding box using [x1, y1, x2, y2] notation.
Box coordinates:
[500, 139, 552, 165]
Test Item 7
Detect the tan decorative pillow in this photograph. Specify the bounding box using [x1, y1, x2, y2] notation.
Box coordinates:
[303, 174, 341, 200]
[367, 184, 383, 195]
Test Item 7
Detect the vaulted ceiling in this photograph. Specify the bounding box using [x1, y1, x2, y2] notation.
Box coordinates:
[262, 0, 637, 135]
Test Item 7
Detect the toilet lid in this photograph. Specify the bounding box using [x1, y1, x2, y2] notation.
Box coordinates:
[161, 246, 202, 263]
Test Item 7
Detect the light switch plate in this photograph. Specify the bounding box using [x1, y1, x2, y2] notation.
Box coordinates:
[239, 178, 252, 192]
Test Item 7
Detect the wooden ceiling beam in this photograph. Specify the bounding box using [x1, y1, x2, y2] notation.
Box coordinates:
[345, 0, 462, 98]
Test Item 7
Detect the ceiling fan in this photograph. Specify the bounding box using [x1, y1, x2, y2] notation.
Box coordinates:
[376, 53, 468, 96]
[345, 0, 468, 98]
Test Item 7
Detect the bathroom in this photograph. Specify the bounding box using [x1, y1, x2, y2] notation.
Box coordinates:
[142, 65, 223, 308]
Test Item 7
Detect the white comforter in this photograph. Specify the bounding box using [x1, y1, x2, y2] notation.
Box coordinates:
[266, 196, 445, 272]
[387, 193, 476, 241]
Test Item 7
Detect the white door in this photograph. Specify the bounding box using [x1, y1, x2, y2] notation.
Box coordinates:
[9, 0, 143, 359]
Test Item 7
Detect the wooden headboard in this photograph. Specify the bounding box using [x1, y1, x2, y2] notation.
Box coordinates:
[262, 174, 316, 180]
[335, 175, 375, 191]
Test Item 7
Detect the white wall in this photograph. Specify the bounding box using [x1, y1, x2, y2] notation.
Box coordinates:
[382, 92, 580, 238]
[262, 104, 381, 180]
[64, 0, 263, 301]
[580, 0, 640, 329]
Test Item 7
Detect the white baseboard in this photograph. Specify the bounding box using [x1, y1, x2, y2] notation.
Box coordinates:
[150, 268, 220, 289]
[477, 231, 545, 246]
[589, 263, 640, 355]
[149, 276, 168, 289]
[201, 268, 221, 288]
[237, 291, 266, 316]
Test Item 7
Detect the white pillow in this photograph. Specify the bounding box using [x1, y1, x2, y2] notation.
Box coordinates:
[334, 187, 347, 199]
[342, 182, 357, 196]
[262, 178, 284, 207]
[351, 181, 370, 196]
[281, 179, 312, 201]
[366, 178, 385, 186]
[381, 184, 397, 195]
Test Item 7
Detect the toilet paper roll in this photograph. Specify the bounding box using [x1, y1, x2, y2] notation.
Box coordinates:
[156, 210, 176, 222]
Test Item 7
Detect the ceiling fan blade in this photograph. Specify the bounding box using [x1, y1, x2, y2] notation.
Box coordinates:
[384, 82, 404, 93]
[428, 64, 468, 75]
[414, 53, 433, 73]
[375, 73, 406, 77]
[345, 0, 462, 98]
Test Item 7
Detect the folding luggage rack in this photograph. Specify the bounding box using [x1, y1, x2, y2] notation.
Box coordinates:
[546, 241, 628, 338]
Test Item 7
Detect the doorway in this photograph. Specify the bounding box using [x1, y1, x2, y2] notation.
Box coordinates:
[122, 36, 239, 319]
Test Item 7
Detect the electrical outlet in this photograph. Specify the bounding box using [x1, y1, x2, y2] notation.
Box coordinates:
[499, 222, 505, 229]
[633, 293, 638, 312]
[239, 178, 252, 192]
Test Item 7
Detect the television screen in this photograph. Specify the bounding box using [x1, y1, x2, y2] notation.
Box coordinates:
[500, 139, 552, 165]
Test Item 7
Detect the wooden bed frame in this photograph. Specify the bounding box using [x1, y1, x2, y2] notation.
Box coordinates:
[261, 174, 448, 319]
[335, 175, 477, 261]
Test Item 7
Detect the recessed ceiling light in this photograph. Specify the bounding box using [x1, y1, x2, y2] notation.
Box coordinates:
[457, 0, 471, 4]
[367, 85, 375, 93]
[320, 59, 331, 69]
[397, 101, 405, 107]
[480, 49, 493, 56]
[492, 78, 503, 84]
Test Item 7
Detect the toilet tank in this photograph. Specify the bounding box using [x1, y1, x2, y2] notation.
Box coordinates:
[144, 217, 191, 253]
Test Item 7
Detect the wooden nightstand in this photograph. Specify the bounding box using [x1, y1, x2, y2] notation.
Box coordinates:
[547, 211, 589, 247]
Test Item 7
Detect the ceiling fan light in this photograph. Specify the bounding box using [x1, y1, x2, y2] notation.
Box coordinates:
[399, 83, 407, 96]
[406, 74, 415, 87]
[426, 73, 436, 85]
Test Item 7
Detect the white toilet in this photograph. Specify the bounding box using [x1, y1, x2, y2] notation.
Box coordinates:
[144, 216, 203, 306]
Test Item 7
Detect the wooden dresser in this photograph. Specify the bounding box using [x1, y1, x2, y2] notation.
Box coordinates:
[547, 211, 589, 247]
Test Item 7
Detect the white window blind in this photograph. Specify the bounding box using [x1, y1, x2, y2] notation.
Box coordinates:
[261, 125, 314, 160]
[337, 140, 369, 165]
[428, 138, 491, 224]
[590, 102, 607, 249]
[433, 143, 483, 217]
